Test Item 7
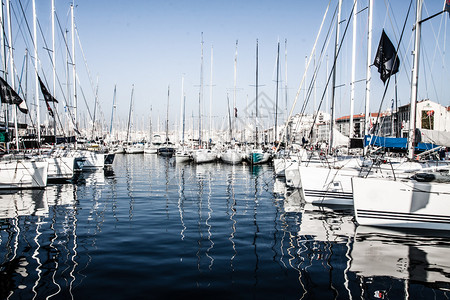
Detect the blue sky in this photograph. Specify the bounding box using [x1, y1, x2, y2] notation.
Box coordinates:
[12, 0, 450, 132]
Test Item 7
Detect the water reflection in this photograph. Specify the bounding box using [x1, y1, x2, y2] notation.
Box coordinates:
[0, 190, 48, 219]
[0, 183, 79, 299]
[2, 154, 450, 299]
[281, 189, 356, 299]
[351, 226, 450, 294]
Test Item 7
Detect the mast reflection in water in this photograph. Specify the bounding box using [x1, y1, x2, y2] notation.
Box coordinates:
[0, 154, 449, 299]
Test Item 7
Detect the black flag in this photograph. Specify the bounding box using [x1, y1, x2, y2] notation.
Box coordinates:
[38, 76, 58, 103]
[374, 30, 400, 84]
[45, 100, 54, 117]
[0, 76, 28, 113]
[38, 76, 58, 118]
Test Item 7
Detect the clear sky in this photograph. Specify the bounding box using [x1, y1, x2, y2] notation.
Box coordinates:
[9, 0, 450, 133]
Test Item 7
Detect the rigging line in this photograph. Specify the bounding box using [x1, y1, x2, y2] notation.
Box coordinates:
[11, 0, 31, 50]
[291, 2, 338, 136]
[35, 20, 69, 137]
[383, 0, 413, 83]
[15, 0, 33, 54]
[275, 0, 332, 152]
[74, 22, 107, 129]
[308, 0, 357, 141]
[300, 18, 335, 118]
[298, 17, 336, 138]
[371, 0, 413, 139]
[10, 1, 71, 137]
[423, 2, 446, 83]
[423, 46, 441, 105]
[74, 22, 97, 99]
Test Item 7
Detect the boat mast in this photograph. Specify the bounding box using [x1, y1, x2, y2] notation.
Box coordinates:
[166, 85, 170, 143]
[329, 0, 342, 151]
[182, 94, 186, 145]
[284, 39, 288, 146]
[275, 40, 280, 143]
[255, 39, 259, 146]
[199, 33, 204, 147]
[233, 40, 238, 143]
[209, 45, 213, 146]
[6, 0, 20, 150]
[149, 105, 153, 143]
[349, 0, 358, 139]
[364, 0, 373, 144]
[126, 85, 134, 142]
[110, 84, 116, 135]
[51, 0, 57, 140]
[407, 0, 423, 159]
[179, 75, 184, 144]
[71, 3, 77, 132]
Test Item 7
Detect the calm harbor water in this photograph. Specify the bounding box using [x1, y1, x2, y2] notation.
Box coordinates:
[1, 154, 450, 299]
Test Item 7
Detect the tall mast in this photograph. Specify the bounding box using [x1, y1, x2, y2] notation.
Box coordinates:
[6, 0, 19, 150]
[166, 85, 170, 143]
[0, 1, 4, 73]
[110, 84, 116, 135]
[51, 0, 57, 138]
[182, 94, 186, 145]
[275, 40, 280, 143]
[179, 75, 184, 144]
[1, 0, 8, 152]
[149, 105, 152, 143]
[209, 45, 213, 145]
[330, 0, 342, 150]
[198, 33, 203, 146]
[33, 0, 41, 147]
[71, 3, 77, 130]
[233, 40, 238, 142]
[407, 0, 423, 159]
[349, 0, 358, 139]
[126, 85, 134, 142]
[284, 39, 288, 145]
[255, 39, 259, 146]
[364, 0, 373, 138]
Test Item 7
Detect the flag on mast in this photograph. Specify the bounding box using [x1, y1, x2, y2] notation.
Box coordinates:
[38, 75, 58, 117]
[373, 30, 400, 84]
[445, 0, 450, 15]
[0, 76, 28, 114]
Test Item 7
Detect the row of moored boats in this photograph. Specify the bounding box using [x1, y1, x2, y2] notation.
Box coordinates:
[275, 147, 450, 231]
[0, 147, 115, 189]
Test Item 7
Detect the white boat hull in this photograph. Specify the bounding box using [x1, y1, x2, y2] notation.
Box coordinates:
[193, 149, 217, 164]
[77, 151, 106, 170]
[249, 150, 271, 165]
[46, 156, 75, 180]
[352, 176, 450, 230]
[144, 147, 158, 154]
[285, 160, 301, 189]
[125, 144, 144, 154]
[298, 165, 356, 206]
[175, 152, 191, 163]
[220, 150, 242, 164]
[0, 160, 48, 189]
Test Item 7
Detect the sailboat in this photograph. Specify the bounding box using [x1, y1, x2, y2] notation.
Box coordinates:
[192, 34, 217, 164]
[175, 93, 191, 163]
[221, 42, 243, 165]
[248, 39, 271, 165]
[124, 85, 144, 154]
[352, 0, 450, 230]
[157, 86, 176, 157]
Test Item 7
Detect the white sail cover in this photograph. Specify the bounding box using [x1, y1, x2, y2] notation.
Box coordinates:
[420, 129, 450, 147]
[333, 128, 349, 147]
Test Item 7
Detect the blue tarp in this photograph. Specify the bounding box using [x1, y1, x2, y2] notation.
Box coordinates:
[364, 135, 439, 151]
